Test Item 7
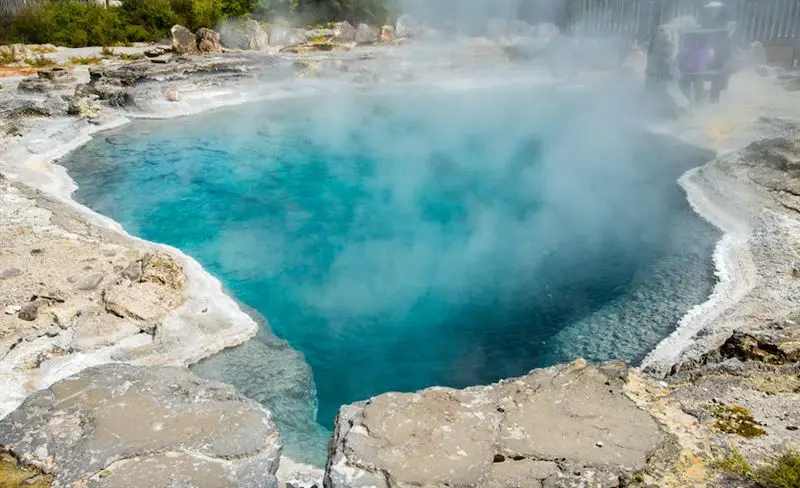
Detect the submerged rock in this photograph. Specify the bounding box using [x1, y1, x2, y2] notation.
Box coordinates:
[0, 364, 282, 488]
[325, 360, 668, 488]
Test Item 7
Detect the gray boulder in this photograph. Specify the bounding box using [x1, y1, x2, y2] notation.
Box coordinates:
[242, 19, 270, 50]
[305, 28, 335, 41]
[269, 24, 304, 47]
[0, 364, 282, 488]
[171, 24, 199, 55]
[394, 14, 419, 38]
[196, 27, 222, 53]
[333, 21, 356, 42]
[355, 23, 378, 44]
[325, 360, 670, 488]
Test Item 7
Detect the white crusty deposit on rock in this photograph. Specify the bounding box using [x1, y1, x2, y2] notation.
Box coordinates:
[0, 116, 260, 419]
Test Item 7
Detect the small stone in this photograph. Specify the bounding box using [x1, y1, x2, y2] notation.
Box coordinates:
[0, 267, 22, 280]
[787, 426, 798, 431]
[596, 441, 604, 447]
[122, 260, 143, 282]
[165, 90, 180, 102]
[4, 305, 21, 315]
[792, 263, 800, 278]
[18, 301, 42, 321]
[30, 249, 43, 255]
[76, 273, 104, 291]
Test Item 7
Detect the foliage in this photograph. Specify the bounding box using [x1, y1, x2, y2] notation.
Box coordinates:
[714, 445, 754, 478]
[755, 451, 800, 488]
[29, 44, 57, 53]
[69, 55, 101, 64]
[3, 0, 395, 47]
[120, 52, 145, 60]
[0, 450, 52, 488]
[100, 46, 115, 56]
[715, 446, 800, 488]
[24, 55, 55, 67]
[712, 405, 767, 438]
[0, 48, 16, 65]
[9, 2, 125, 47]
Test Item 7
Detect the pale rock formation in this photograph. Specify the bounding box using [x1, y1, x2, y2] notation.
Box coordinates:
[171, 25, 199, 55]
[394, 15, 418, 38]
[355, 24, 378, 44]
[333, 21, 356, 43]
[325, 360, 669, 488]
[196, 27, 222, 53]
[269, 24, 304, 47]
[0, 364, 282, 488]
[379, 25, 393, 43]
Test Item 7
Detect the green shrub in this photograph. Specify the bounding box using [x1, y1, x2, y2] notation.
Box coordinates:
[712, 405, 767, 438]
[5, 0, 395, 46]
[714, 446, 754, 478]
[715, 446, 800, 488]
[755, 451, 800, 488]
[24, 54, 55, 67]
[69, 55, 101, 64]
[10, 2, 125, 47]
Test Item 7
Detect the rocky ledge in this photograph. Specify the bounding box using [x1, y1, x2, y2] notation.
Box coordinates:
[326, 360, 670, 488]
[0, 363, 281, 487]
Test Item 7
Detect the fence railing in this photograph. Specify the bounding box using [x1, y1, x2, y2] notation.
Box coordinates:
[567, 0, 800, 47]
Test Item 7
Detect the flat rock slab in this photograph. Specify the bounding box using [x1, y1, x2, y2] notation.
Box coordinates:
[325, 360, 667, 488]
[0, 363, 281, 488]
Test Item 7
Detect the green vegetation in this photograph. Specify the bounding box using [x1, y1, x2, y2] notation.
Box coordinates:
[756, 451, 800, 488]
[23, 54, 55, 67]
[715, 446, 800, 488]
[1, 0, 395, 47]
[120, 52, 145, 60]
[69, 55, 101, 64]
[0, 450, 52, 488]
[712, 405, 767, 438]
[714, 445, 754, 478]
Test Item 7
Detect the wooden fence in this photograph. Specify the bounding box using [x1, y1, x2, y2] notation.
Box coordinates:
[563, 0, 800, 55]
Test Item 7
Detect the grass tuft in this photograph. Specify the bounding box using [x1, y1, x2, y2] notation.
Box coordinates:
[69, 56, 101, 65]
[755, 451, 800, 488]
[714, 446, 800, 488]
[712, 405, 767, 438]
[23, 55, 55, 67]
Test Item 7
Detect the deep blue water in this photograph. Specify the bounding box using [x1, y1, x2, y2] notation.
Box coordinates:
[63, 81, 718, 464]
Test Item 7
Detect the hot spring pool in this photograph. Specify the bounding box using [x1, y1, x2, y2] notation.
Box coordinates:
[62, 80, 719, 464]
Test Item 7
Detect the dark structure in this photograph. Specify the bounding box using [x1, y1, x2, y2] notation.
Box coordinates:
[676, 2, 734, 102]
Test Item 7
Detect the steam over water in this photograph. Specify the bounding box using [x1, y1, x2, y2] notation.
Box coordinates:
[64, 80, 718, 464]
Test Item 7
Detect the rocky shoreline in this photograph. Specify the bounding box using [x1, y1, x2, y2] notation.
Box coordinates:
[1, 35, 799, 487]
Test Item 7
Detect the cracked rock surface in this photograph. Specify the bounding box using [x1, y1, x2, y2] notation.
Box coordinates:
[325, 360, 669, 488]
[0, 363, 281, 488]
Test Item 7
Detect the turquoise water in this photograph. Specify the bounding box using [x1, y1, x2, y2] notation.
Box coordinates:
[63, 81, 718, 464]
